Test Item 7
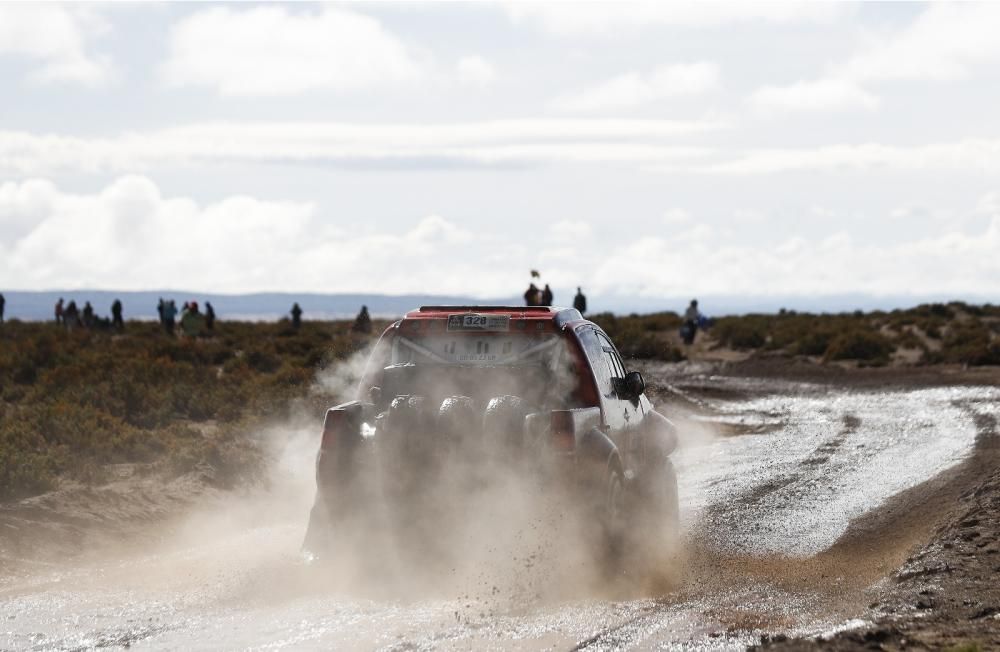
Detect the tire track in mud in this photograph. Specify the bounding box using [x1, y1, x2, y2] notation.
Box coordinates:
[759, 395, 1000, 649]
[690, 411, 863, 559]
[568, 598, 684, 651]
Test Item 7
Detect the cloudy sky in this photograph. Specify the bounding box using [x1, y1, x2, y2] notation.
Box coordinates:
[2, 2, 1000, 307]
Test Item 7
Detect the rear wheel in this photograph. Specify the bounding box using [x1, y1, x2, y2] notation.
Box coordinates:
[482, 395, 531, 454]
[438, 395, 477, 450]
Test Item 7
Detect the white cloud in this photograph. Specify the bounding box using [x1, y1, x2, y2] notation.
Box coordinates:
[160, 6, 424, 95]
[975, 192, 1000, 217]
[504, 2, 841, 36]
[552, 62, 720, 112]
[651, 139, 1000, 175]
[841, 3, 1000, 83]
[0, 4, 114, 86]
[7, 122, 1000, 179]
[592, 203, 1000, 298]
[0, 119, 722, 175]
[750, 78, 879, 114]
[5, 177, 1000, 299]
[0, 176, 525, 296]
[750, 4, 1000, 115]
[548, 220, 593, 239]
[662, 209, 692, 226]
[456, 55, 496, 86]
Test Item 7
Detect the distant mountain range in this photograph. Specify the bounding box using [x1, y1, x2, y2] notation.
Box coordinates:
[0, 291, 521, 322]
[0, 289, 995, 322]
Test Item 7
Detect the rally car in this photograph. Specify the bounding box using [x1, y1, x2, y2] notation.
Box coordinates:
[303, 306, 679, 563]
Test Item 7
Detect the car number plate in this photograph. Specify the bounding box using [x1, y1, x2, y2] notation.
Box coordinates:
[447, 314, 510, 332]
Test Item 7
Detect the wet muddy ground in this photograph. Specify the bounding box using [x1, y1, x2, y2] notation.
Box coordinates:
[2, 364, 999, 651]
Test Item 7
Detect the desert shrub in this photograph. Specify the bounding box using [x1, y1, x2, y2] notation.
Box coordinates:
[938, 323, 1000, 365]
[918, 303, 954, 319]
[896, 329, 927, 351]
[245, 347, 281, 373]
[824, 330, 894, 362]
[0, 318, 382, 501]
[712, 317, 768, 350]
[590, 312, 686, 361]
[795, 330, 835, 356]
[616, 333, 686, 362]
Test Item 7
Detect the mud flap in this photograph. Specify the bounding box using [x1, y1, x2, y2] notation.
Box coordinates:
[301, 492, 335, 560]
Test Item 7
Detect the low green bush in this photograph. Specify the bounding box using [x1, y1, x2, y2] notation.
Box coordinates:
[824, 330, 894, 362]
[938, 322, 1000, 365]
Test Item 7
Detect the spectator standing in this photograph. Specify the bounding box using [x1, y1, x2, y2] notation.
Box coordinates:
[163, 300, 178, 334]
[573, 287, 587, 315]
[524, 283, 541, 307]
[180, 301, 205, 337]
[55, 298, 64, 325]
[82, 301, 94, 328]
[681, 299, 702, 346]
[290, 302, 303, 330]
[64, 301, 80, 329]
[111, 299, 124, 331]
[352, 305, 371, 334]
[0, 292, 5, 323]
[205, 302, 216, 332]
[541, 284, 553, 307]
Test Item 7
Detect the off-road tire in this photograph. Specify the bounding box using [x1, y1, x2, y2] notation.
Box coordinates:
[482, 395, 531, 452]
[437, 396, 477, 449]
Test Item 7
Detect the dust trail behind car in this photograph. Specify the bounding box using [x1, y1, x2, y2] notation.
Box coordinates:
[302, 306, 685, 600]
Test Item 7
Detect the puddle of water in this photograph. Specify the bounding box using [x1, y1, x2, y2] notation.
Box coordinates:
[675, 385, 1000, 555]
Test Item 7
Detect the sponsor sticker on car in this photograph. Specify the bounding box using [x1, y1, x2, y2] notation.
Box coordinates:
[447, 314, 511, 332]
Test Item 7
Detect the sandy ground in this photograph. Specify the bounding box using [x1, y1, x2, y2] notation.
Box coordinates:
[2, 360, 999, 650]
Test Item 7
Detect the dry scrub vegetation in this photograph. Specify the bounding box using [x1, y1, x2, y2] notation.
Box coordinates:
[2, 302, 999, 502]
[0, 319, 382, 501]
[593, 301, 1000, 367]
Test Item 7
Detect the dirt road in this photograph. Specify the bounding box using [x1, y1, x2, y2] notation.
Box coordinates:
[2, 366, 998, 650]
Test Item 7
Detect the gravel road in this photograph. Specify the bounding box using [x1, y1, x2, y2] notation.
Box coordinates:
[3, 373, 996, 651]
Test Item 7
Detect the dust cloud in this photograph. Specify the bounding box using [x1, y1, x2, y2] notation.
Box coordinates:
[93, 337, 688, 628]
[296, 339, 687, 606]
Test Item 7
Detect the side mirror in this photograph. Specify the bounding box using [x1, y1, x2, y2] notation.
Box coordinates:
[624, 371, 645, 399]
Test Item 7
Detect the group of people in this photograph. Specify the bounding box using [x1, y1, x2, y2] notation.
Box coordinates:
[522, 283, 589, 316]
[519, 279, 707, 346]
[53, 298, 125, 331]
[289, 303, 371, 334]
[523, 283, 554, 307]
[157, 298, 215, 337]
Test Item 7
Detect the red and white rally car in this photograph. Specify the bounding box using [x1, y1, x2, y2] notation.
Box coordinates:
[303, 306, 679, 562]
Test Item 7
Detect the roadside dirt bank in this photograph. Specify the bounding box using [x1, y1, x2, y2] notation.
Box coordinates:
[0, 467, 223, 580]
[715, 357, 1000, 391]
